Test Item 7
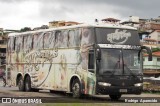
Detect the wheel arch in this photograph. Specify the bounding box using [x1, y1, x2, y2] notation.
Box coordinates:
[24, 73, 31, 82]
[16, 73, 23, 86]
[69, 74, 81, 92]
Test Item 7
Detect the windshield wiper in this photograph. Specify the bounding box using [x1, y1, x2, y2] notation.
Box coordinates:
[110, 60, 120, 76]
[110, 52, 121, 76]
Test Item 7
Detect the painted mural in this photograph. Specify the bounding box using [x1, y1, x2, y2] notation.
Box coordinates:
[7, 27, 96, 94]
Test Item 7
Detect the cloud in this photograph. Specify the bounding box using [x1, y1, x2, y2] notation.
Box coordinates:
[0, 0, 160, 29]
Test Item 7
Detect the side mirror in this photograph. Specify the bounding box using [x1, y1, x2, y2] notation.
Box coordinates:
[96, 48, 101, 60]
[96, 44, 101, 60]
[138, 46, 152, 61]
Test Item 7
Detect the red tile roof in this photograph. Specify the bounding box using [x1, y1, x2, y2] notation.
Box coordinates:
[144, 51, 160, 57]
[143, 38, 157, 42]
[155, 30, 160, 32]
[150, 23, 160, 30]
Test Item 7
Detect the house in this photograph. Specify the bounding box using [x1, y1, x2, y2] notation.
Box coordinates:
[143, 51, 160, 77]
[149, 30, 160, 42]
[0, 29, 7, 74]
[49, 21, 80, 28]
[140, 30, 160, 48]
[49, 21, 65, 28]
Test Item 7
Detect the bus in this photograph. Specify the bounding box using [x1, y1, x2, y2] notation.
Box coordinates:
[6, 23, 152, 100]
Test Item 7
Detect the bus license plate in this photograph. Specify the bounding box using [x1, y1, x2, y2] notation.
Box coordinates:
[119, 89, 127, 92]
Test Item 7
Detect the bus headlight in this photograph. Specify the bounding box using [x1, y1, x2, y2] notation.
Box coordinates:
[98, 82, 111, 86]
[134, 83, 143, 87]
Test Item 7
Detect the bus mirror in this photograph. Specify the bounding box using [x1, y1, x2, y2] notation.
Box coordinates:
[140, 46, 152, 61]
[96, 49, 101, 60]
[96, 45, 101, 60]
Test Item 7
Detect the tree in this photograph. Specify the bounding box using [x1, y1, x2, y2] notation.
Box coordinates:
[152, 48, 160, 52]
[20, 27, 32, 32]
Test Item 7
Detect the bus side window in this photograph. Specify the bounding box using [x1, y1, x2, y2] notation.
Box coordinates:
[60, 30, 68, 48]
[68, 30, 76, 47]
[43, 31, 52, 49]
[13, 37, 16, 51]
[33, 32, 43, 50]
[81, 28, 94, 46]
[8, 36, 15, 52]
[49, 31, 55, 49]
[15, 36, 23, 52]
[74, 28, 81, 47]
[88, 50, 94, 73]
[55, 31, 61, 48]
[24, 34, 33, 52]
[7, 38, 11, 52]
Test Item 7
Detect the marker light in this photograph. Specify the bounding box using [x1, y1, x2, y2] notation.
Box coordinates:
[98, 82, 111, 86]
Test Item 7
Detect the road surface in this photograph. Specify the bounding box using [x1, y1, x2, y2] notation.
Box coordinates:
[0, 86, 160, 106]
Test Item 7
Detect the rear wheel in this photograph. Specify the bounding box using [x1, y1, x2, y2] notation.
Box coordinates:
[32, 88, 39, 92]
[50, 90, 55, 93]
[25, 76, 32, 92]
[18, 76, 25, 91]
[109, 94, 121, 100]
[72, 79, 82, 98]
[2, 77, 6, 87]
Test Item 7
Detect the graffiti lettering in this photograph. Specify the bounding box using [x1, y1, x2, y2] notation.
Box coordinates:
[107, 29, 131, 44]
[24, 49, 58, 71]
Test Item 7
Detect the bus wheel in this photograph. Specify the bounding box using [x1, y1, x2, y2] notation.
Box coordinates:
[109, 94, 121, 100]
[18, 76, 25, 91]
[25, 76, 32, 92]
[50, 90, 55, 93]
[32, 88, 39, 92]
[72, 79, 82, 98]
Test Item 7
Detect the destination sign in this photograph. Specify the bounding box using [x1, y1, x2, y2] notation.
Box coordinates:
[98, 44, 141, 49]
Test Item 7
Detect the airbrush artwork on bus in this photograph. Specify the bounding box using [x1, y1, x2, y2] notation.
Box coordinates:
[7, 27, 96, 94]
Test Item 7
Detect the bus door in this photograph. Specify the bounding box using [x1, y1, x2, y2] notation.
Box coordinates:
[87, 49, 96, 95]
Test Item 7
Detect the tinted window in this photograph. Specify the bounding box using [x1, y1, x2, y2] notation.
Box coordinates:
[24, 34, 33, 52]
[81, 28, 94, 46]
[68, 29, 81, 47]
[96, 28, 140, 45]
[15, 36, 23, 52]
[8, 36, 15, 52]
[33, 32, 43, 49]
[43, 31, 53, 49]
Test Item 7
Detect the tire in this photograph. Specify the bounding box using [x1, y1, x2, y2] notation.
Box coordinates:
[32, 88, 39, 92]
[18, 76, 25, 91]
[109, 94, 121, 100]
[50, 90, 55, 93]
[24, 76, 32, 92]
[72, 79, 82, 98]
[2, 77, 6, 87]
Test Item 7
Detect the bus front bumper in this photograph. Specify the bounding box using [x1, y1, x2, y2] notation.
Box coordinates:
[96, 86, 142, 95]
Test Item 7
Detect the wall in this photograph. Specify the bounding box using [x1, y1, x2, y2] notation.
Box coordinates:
[143, 56, 160, 69]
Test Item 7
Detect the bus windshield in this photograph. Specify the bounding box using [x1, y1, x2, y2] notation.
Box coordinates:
[99, 49, 142, 76]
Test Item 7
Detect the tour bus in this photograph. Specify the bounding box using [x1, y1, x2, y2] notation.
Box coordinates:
[6, 23, 152, 100]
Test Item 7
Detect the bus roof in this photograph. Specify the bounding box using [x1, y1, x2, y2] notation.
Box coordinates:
[8, 23, 137, 37]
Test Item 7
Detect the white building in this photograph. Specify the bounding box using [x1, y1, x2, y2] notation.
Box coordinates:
[143, 51, 160, 71]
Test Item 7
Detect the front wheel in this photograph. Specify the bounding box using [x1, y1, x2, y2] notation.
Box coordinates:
[109, 94, 121, 100]
[32, 88, 39, 92]
[72, 79, 82, 98]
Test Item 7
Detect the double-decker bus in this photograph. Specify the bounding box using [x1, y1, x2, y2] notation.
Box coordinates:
[6, 23, 152, 100]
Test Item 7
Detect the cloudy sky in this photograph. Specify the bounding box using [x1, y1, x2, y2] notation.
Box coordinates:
[0, 0, 160, 30]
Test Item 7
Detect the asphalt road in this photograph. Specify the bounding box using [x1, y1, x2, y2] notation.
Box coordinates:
[0, 86, 160, 106]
